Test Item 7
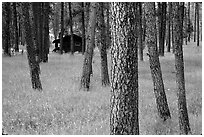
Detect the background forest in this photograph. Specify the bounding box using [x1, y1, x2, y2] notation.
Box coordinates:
[2, 2, 202, 135]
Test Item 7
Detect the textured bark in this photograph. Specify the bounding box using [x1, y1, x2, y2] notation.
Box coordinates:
[110, 2, 139, 135]
[42, 2, 49, 62]
[144, 2, 171, 121]
[99, 3, 110, 86]
[173, 2, 191, 135]
[138, 3, 143, 61]
[194, 3, 196, 42]
[187, 2, 191, 42]
[60, 2, 64, 54]
[158, 2, 167, 56]
[196, 3, 199, 46]
[171, 2, 175, 53]
[106, 2, 111, 49]
[22, 3, 42, 91]
[13, 2, 19, 52]
[80, 2, 97, 91]
[167, 2, 172, 52]
[3, 2, 11, 56]
[69, 2, 74, 54]
[81, 2, 86, 55]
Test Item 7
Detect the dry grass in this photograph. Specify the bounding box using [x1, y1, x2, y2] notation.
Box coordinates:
[2, 41, 202, 134]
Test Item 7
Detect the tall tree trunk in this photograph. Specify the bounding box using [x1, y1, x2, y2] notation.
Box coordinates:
[138, 2, 143, 61]
[187, 2, 191, 42]
[69, 2, 74, 54]
[194, 3, 196, 42]
[3, 2, 11, 56]
[171, 2, 175, 53]
[158, 2, 167, 56]
[173, 2, 191, 134]
[39, 3, 44, 62]
[13, 2, 19, 52]
[22, 3, 42, 91]
[80, 2, 97, 91]
[196, 3, 199, 46]
[184, 6, 188, 45]
[81, 2, 86, 55]
[60, 2, 64, 54]
[42, 2, 50, 62]
[99, 2, 110, 86]
[144, 2, 171, 121]
[110, 2, 139, 135]
[167, 2, 171, 52]
[106, 2, 111, 49]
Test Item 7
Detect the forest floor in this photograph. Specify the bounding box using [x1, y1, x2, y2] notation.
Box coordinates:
[2, 41, 202, 135]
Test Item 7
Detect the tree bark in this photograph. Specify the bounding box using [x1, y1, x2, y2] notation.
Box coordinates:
[42, 2, 50, 62]
[110, 2, 139, 135]
[81, 2, 86, 55]
[106, 2, 111, 49]
[13, 2, 19, 52]
[22, 2, 42, 91]
[171, 2, 175, 53]
[158, 2, 167, 56]
[80, 2, 97, 91]
[138, 3, 143, 61]
[69, 2, 74, 54]
[3, 2, 11, 56]
[187, 2, 191, 42]
[196, 3, 199, 46]
[60, 2, 64, 54]
[194, 3, 196, 42]
[173, 2, 191, 135]
[167, 2, 171, 52]
[144, 2, 171, 121]
[99, 2, 110, 86]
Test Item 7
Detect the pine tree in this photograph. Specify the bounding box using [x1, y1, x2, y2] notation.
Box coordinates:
[98, 2, 110, 86]
[13, 2, 19, 52]
[138, 2, 143, 61]
[144, 2, 171, 121]
[22, 2, 42, 90]
[80, 2, 97, 91]
[60, 2, 64, 54]
[2, 2, 11, 56]
[110, 2, 139, 135]
[173, 2, 191, 135]
[69, 2, 74, 54]
[81, 2, 86, 55]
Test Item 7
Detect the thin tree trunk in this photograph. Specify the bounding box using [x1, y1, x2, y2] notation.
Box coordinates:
[106, 2, 111, 49]
[184, 7, 188, 45]
[80, 2, 97, 91]
[196, 3, 199, 46]
[60, 2, 64, 54]
[110, 2, 139, 135]
[81, 2, 86, 55]
[43, 2, 49, 62]
[194, 3, 196, 42]
[13, 2, 19, 52]
[167, 2, 171, 52]
[22, 2, 42, 91]
[171, 2, 175, 53]
[159, 2, 167, 56]
[69, 2, 74, 54]
[99, 2, 110, 86]
[138, 3, 143, 61]
[173, 2, 191, 134]
[145, 2, 171, 121]
[187, 2, 191, 42]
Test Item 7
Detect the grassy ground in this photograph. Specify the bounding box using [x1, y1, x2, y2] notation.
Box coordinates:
[2, 41, 202, 135]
